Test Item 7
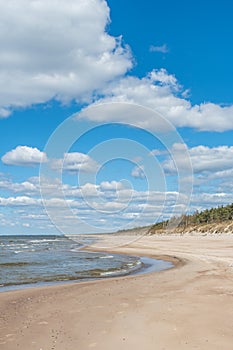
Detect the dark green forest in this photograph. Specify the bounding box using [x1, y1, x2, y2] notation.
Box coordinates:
[151, 203, 233, 231]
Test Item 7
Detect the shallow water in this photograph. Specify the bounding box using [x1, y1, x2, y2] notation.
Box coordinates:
[0, 235, 172, 291]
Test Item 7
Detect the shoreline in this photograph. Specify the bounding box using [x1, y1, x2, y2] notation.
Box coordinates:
[0, 250, 178, 294]
[0, 234, 233, 349]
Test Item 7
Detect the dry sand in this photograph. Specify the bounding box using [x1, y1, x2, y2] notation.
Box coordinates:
[0, 234, 233, 349]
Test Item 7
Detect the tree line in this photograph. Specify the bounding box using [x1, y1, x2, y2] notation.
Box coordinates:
[151, 203, 233, 231]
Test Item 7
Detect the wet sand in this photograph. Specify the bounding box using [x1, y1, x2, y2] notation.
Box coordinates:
[0, 234, 233, 349]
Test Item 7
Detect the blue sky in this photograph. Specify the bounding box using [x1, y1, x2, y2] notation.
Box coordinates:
[108, 0, 233, 105]
[0, 0, 233, 235]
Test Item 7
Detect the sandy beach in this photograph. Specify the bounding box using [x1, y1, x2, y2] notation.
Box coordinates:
[0, 234, 233, 350]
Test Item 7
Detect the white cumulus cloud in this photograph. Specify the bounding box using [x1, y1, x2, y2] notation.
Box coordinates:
[100, 180, 124, 191]
[76, 69, 233, 132]
[163, 144, 233, 174]
[131, 165, 145, 179]
[1, 146, 48, 166]
[0, 1, 232, 133]
[0, 196, 40, 206]
[0, 0, 132, 116]
[51, 152, 99, 173]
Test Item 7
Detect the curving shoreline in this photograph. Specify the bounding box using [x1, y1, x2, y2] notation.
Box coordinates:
[0, 250, 176, 293]
[0, 234, 233, 350]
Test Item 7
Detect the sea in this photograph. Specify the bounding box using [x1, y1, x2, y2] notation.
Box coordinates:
[0, 235, 173, 291]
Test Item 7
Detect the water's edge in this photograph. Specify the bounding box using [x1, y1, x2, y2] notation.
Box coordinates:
[0, 234, 177, 293]
[0, 254, 173, 293]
